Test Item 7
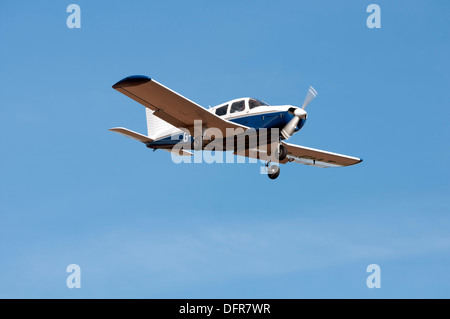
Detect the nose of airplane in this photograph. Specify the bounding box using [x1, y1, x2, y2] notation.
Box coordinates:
[293, 107, 307, 119]
[282, 107, 308, 139]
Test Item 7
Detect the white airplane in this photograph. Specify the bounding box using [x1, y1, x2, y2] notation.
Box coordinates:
[110, 75, 362, 179]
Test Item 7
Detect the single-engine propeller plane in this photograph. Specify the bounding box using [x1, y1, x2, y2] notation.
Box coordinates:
[110, 75, 362, 179]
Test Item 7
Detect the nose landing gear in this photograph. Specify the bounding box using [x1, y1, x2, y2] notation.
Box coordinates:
[267, 164, 280, 179]
[264, 143, 286, 180]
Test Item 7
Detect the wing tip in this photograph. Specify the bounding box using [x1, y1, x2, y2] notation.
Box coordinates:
[346, 157, 363, 166]
[112, 75, 152, 89]
[108, 127, 124, 132]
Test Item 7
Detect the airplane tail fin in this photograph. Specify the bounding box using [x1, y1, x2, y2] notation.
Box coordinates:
[145, 108, 176, 140]
[110, 109, 177, 143]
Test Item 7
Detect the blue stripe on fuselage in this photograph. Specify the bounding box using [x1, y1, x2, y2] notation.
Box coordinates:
[230, 111, 286, 129]
[228, 110, 306, 131]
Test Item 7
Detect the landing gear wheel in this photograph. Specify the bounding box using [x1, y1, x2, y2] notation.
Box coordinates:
[278, 144, 287, 161]
[267, 165, 280, 180]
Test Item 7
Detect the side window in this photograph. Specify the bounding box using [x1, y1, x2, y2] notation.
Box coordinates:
[230, 100, 245, 113]
[215, 104, 228, 116]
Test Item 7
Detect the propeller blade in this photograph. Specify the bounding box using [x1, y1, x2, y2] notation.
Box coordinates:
[301, 86, 318, 109]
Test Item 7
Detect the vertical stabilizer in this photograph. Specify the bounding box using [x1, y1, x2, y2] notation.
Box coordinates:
[145, 108, 177, 140]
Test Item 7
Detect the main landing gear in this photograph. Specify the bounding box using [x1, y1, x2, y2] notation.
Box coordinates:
[278, 144, 287, 161]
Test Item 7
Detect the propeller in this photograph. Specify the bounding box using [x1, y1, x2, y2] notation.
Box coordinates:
[301, 86, 318, 109]
[280, 86, 318, 140]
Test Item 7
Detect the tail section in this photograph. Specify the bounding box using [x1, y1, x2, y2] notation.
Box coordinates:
[146, 108, 177, 140]
[110, 108, 179, 143]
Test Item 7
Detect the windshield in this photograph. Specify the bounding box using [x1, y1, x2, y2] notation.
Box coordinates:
[249, 99, 269, 109]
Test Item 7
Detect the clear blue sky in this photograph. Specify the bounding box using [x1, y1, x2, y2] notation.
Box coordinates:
[0, 0, 449, 298]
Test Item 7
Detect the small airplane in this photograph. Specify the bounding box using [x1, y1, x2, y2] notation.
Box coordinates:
[110, 75, 362, 179]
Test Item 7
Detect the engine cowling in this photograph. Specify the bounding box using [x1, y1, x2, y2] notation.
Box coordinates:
[281, 108, 307, 139]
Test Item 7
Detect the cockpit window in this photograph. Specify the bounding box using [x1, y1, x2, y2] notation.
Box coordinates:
[249, 99, 269, 109]
[215, 104, 228, 116]
[230, 100, 245, 113]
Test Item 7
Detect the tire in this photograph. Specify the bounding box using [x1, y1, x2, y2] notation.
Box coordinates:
[278, 144, 287, 161]
[268, 165, 280, 180]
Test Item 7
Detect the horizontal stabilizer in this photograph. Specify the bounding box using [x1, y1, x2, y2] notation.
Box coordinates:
[109, 127, 153, 143]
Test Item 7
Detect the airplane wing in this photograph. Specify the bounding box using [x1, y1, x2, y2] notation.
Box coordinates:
[112, 75, 248, 137]
[280, 142, 362, 167]
[233, 141, 362, 168]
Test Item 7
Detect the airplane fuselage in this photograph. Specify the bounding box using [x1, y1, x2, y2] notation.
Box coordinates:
[147, 99, 306, 150]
